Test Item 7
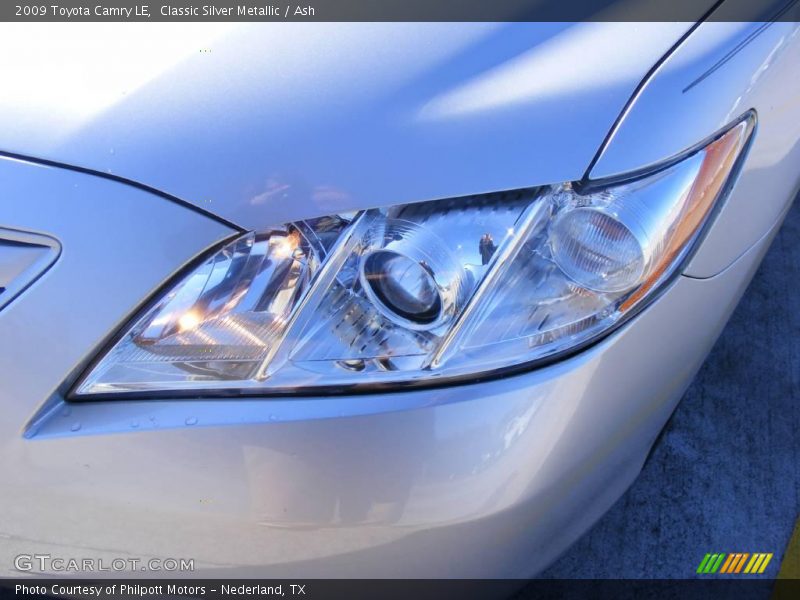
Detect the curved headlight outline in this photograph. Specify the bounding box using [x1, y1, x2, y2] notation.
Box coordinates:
[70, 111, 756, 400]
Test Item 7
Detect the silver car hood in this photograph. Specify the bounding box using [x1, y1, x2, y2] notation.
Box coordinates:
[0, 22, 692, 229]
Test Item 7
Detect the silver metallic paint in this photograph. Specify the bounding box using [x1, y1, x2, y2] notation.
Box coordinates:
[588, 19, 800, 277]
[0, 22, 690, 227]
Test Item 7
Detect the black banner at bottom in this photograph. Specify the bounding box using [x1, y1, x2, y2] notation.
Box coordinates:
[2, 579, 800, 600]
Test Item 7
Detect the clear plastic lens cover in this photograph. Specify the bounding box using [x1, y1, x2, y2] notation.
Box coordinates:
[74, 116, 752, 397]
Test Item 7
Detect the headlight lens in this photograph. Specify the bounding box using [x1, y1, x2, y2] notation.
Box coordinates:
[550, 208, 647, 292]
[74, 116, 752, 397]
[361, 250, 443, 327]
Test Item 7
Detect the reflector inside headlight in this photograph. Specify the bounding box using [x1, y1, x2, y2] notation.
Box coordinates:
[74, 115, 753, 397]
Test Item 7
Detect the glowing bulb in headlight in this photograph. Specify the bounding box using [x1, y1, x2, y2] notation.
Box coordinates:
[549, 208, 646, 293]
[177, 310, 202, 332]
[271, 230, 299, 259]
[361, 250, 443, 326]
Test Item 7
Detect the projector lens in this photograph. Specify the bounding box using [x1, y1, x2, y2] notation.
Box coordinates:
[361, 250, 442, 325]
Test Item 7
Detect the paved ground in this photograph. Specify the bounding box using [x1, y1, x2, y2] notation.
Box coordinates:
[540, 197, 800, 579]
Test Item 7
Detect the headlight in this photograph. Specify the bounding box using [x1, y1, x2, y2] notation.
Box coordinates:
[73, 115, 753, 398]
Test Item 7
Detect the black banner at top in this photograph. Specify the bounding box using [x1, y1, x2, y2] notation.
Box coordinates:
[3, 0, 800, 22]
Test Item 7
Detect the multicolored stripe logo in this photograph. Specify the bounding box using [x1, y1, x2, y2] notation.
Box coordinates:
[697, 553, 773, 574]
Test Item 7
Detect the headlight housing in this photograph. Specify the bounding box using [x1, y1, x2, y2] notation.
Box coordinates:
[73, 115, 753, 398]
